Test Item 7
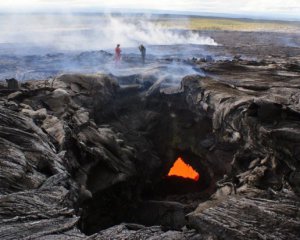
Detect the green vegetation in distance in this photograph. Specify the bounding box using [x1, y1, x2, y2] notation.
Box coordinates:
[155, 16, 300, 32]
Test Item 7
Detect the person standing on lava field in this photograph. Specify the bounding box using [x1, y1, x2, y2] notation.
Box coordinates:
[115, 44, 121, 64]
[139, 44, 146, 64]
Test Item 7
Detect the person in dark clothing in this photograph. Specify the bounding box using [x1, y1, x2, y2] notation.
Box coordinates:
[138, 44, 146, 64]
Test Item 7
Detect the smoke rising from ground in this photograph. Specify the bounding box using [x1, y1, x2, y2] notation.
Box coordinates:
[0, 13, 217, 52]
[100, 16, 217, 48]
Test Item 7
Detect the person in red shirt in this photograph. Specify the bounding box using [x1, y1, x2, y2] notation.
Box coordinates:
[115, 44, 121, 63]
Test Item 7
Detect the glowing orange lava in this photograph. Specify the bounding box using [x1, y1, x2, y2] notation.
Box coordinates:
[167, 157, 200, 181]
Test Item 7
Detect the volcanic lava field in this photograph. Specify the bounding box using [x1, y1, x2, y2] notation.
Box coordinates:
[0, 15, 300, 239]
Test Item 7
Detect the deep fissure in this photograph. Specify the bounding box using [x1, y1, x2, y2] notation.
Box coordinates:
[79, 85, 226, 235]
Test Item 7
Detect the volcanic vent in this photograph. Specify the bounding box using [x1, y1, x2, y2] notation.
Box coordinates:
[77, 75, 226, 234]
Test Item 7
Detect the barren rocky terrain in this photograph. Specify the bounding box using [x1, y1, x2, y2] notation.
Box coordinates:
[0, 30, 300, 239]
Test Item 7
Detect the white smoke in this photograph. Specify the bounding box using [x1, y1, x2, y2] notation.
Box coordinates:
[0, 13, 217, 52]
[99, 15, 217, 48]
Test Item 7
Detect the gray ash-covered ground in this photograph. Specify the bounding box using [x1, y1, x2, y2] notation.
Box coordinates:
[1, 30, 299, 83]
[0, 43, 207, 82]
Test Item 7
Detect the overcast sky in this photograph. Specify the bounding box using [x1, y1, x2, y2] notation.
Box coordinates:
[1, 0, 300, 19]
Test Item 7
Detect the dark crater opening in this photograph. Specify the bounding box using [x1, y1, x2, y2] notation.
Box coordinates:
[79, 86, 227, 235]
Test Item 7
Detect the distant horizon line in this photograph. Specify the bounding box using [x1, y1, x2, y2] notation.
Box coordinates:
[1, 8, 300, 22]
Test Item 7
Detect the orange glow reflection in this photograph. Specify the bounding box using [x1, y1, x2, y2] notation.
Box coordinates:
[167, 157, 200, 181]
